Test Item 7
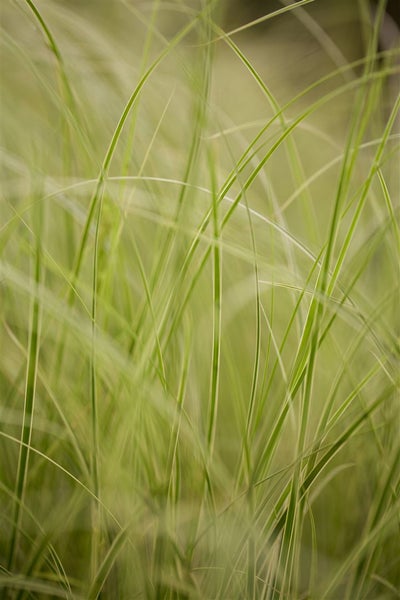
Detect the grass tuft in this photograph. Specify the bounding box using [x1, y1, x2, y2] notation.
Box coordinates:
[1, 0, 399, 597]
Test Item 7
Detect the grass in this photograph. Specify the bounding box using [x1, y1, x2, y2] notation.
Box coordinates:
[1, 0, 399, 598]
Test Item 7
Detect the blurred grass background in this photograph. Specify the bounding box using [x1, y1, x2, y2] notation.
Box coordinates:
[1, 0, 399, 598]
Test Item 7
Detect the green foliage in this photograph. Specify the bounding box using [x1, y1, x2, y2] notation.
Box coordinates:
[1, 0, 399, 598]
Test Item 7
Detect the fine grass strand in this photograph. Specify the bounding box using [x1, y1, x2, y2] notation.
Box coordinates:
[7, 191, 42, 573]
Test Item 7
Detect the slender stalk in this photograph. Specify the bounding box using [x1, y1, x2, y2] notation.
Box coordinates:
[7, 195, 42, 574]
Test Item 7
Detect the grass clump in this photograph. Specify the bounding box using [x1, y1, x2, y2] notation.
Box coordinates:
[1, 0, 399, 598]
